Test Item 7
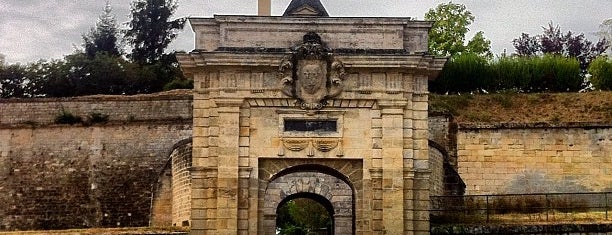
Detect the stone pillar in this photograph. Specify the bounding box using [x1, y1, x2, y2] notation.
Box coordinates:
[213, 98, 243, 234]
[263, 214, 276, 235]
[190, 167, 218, 235]
[412, 75, 431, 235]
[379, 100, 408, 234]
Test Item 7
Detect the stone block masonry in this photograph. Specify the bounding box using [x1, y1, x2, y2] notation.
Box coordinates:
[457, 123, 612, 195]
[0, 92, 193, 230]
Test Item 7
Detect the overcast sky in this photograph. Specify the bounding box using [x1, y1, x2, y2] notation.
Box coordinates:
[0, 0, 610, 64]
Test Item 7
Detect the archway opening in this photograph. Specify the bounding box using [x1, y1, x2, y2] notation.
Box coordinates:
[276, 192, 334, 235]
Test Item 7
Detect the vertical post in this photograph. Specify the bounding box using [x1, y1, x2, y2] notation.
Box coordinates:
[258, 0, 271, 16]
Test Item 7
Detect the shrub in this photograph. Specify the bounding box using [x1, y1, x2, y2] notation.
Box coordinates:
[88, 112, 109, 123]
[430, 53, 490, 93]
[432, 54, 583, 93]
[54, 110, 82, 125]
[163, 78, 193, 91]
[588, 56, 612, 90]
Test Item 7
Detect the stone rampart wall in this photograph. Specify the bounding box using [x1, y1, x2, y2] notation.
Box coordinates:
[457, 123, 612, 195]
[0, 91, 192, 126]
[0, 92, 193, 230]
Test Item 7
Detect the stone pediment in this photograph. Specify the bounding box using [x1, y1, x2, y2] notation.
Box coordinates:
[292, 6, 318, 16]
[283, 0, 329, 17]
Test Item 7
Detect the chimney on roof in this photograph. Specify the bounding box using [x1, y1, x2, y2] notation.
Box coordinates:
[258, 0, 271, 16]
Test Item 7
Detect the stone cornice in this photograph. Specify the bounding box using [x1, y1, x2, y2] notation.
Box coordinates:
[178, 51, 446, 73]
[190, 16, 432, 27]
[458, 121, 612, 130]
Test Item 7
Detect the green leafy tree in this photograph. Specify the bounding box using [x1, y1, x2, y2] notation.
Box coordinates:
[0, 64, 29, 98]
[125, 0, 185, 64]
[83, 1, 121, 57]
[277, 198, 332, 235]
[466, 31, 493, 59]
[425, 2, 492, 58]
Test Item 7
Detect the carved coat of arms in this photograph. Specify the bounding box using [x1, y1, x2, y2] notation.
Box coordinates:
[279, 32, 346, 112]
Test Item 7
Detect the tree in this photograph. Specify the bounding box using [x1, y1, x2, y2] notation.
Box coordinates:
[277, 198, 332, 235]
[596, 19, 612, 56]
[0, 64, 29, 98]
[124, 0, 185, 64]
[466, 31, 493, 59]
[425, 2, 492, 58]
[512, 22, 609, 70]
[82, 1, 121, 57]
[512, 33, 541, 57]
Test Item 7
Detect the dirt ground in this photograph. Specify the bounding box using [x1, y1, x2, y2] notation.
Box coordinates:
[429, 91, 612, 124]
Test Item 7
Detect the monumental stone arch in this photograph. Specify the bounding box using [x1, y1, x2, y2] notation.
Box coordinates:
[177, 0, 446, 234]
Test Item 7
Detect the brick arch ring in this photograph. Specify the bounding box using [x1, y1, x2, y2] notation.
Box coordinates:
[262, 168, 355, 234]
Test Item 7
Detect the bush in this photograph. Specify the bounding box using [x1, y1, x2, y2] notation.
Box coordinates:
[588, 56, 612, 90]
[431, 54, 583, 93]
[54, 110, 82, 125]
[431, 53, 490, 93]
[88, 112, 109, 123]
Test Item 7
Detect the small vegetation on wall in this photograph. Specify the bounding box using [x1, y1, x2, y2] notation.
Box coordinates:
[54, 109, 83, 125]
[87, 112, 109, 124]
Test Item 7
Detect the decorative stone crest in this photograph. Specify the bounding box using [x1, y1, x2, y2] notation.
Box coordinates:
[279, 32, 346, 113]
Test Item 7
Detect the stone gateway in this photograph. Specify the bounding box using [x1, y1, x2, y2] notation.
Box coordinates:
[177, 0, 446, 234]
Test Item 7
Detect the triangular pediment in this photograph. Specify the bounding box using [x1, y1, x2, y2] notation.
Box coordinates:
[283, 0, 329, 17]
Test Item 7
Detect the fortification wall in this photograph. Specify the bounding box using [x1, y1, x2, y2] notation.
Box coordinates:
[0, 91, 192, 126]
[457, 123, 612, 195]
[0, 92, 193, 230]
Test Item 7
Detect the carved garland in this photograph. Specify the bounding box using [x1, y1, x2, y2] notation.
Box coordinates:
[278, 138, 344, 157]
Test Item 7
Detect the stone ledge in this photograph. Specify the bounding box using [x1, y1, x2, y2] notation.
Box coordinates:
[432, 223, 612, 235]
[0, 90, 193, 104]
[0, 119, 192, 129]
[458, 121, 612, 130]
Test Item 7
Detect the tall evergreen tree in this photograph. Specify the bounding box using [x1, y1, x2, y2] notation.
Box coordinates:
[83, 1, 121, 57]
[124, 0, 185, 64]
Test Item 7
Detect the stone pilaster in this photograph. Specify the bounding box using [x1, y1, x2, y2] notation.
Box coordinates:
[379, 99, 408, 234]
[190, 167, 218, 235]
[213, 98, 243, 234]
[412, 75, 430, 235]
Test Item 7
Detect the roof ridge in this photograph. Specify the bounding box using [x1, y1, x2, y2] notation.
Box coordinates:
[283, 0, 329, 17]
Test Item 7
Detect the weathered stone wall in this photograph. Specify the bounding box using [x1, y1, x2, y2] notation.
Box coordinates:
[0, 91, 192, 126]
[0, 92, 193, 231]
[457, 123, 612, 195]
[429, 145, 445, 196]
[171, 140, 192, 227]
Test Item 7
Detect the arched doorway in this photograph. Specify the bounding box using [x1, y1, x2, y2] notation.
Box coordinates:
[262, 166, 355, 235]
[276, 192, 334, 234]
